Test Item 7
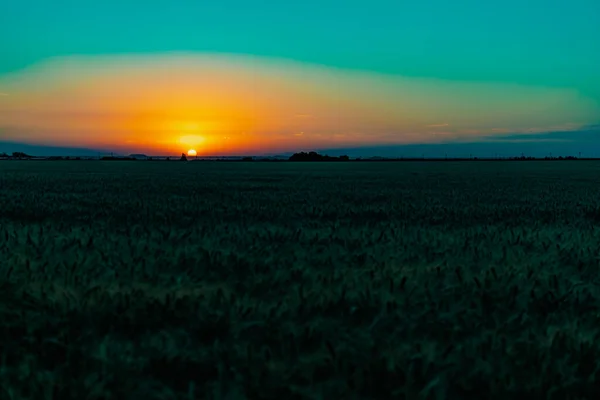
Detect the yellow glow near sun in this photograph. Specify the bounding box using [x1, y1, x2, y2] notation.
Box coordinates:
[187, 149, 197, 157]
[179, 134, 205, 147]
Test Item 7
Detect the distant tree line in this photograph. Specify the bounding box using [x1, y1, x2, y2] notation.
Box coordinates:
[542, 156, 578, 160]
[101, 156, 138, 161]
[0, 152, 33, 159]
[1, 152, 32, 159]
[99, 154, 188, 161]
[0, 150, 590, 162]
[288, 151, 350, 162]
[46, 156, 81, 160]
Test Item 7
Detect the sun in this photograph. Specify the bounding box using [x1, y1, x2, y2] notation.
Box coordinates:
[187, 149, 197, 157]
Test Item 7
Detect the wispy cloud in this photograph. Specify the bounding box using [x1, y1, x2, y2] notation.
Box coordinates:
[429, 130, 453, 136]
[426, 123, 449, 128]
[483, 138, 569, 143]
[0, 92, 8, 96]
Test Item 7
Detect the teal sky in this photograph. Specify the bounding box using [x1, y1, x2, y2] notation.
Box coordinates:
[2, 0, 599, 92]
[1, 0, 599, 156]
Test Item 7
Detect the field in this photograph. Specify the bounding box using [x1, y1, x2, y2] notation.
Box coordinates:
[2, 160, 600, 399]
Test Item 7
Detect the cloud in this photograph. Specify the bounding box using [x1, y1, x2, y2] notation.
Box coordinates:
[0, 140, 106, 156]
[480, 123, 600, 143]
[0, 92, 8, 96]
[311, 123, 600, 158]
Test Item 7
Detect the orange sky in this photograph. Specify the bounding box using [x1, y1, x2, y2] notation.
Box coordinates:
[1, 53, 598, 155]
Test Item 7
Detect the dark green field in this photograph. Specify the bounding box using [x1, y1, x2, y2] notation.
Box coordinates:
[3, 160, 600, 399]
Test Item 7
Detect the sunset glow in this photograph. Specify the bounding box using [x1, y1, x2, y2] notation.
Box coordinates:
[1, 54, 598, 156]
[1, 0, 599, 157]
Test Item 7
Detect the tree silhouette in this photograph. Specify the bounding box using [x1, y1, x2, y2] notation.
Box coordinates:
[289, 151, 350, 162]
[12, 152, 30, 159]
[180, 153, 188, 162]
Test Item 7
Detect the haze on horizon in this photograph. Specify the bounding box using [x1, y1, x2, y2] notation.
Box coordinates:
[1, 0, 599, 157]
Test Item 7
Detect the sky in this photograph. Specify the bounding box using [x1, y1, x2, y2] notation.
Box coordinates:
[1, 0, 599, 157]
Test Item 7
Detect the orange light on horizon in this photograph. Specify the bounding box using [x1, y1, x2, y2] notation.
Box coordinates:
[1, 53, 598, 155]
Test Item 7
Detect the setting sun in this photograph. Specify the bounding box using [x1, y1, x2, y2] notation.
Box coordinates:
[187, 149, 197, 157]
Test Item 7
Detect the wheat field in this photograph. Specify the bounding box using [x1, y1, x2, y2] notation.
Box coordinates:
[2, 160, 600, 399]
